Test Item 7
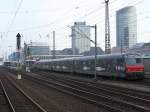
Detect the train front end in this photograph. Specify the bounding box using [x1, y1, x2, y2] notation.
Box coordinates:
[125, 54, 144, 80]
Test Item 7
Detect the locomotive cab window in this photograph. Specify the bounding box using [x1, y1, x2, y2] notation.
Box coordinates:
[126, 57, 141, 65]
[136, 58, 142, 64]
[126, 58, 136, 65]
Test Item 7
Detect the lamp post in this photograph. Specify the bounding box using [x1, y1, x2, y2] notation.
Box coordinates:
[52, 31, 56, 59]
[90, 25, 97, 80]
[69, 24, 98, 80]
[94, 25, 97, 80]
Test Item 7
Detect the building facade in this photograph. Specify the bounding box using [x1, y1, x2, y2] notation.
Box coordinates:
[111, 42, 150, 55]
[80, 47, 104, 56]
[8, 50, 24, 62]
[128, 43, 150, 54]
[116, 6, 137, 48]
[8, 52, 19, 61]
[71, 22, 91, 54]
[24, 42, 50, 60]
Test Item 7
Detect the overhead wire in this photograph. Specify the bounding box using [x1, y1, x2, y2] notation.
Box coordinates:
[5, 0, 23, 36]
[67, 25, 99, 46]
[95, 0, 146, 24]
[75, 0, 120, 21]
[0, 0, 125, 33]
[51, 0, 146, 33]
[0, 0, 149, 54]
[2, 0, 118, 33]
[84, 0, 145, 26]
[0, 0, 92, 33]
[0, 0, 23, 55]
[0, 0, 148, 36]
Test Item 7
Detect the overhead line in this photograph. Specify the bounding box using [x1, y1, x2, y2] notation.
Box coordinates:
[2, 0, 147, 33]
[1, 0, 111, 32]
[68, 25, 99, 45]
[81, 0, 146, 28]
[58, 0, 146, 32]
[5, 0, 23, 35]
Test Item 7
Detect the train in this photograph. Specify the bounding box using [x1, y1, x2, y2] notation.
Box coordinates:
[3, 61, 18, 69]
[3, 60, 36, 71]
[142, 54, 150, 75]
[3, 53, 147, 80]
[34, 53, 145, 80]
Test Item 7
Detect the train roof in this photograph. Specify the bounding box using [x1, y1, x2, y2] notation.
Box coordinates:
[25, 60, 36, 62]
[36, 53, 142, 63]
[74, 53, 142, 60]
[36, 53, 122, 63]
[36, 58, 74, 63]
[143, 55, 150, 59]
[3, 61, 18, 63]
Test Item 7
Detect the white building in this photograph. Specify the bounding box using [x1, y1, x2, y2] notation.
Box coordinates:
[24, 42, 50, 60]
[71, 22, 91, 54]
[116, 6, 137, 48]
[27, 42, 50, 55]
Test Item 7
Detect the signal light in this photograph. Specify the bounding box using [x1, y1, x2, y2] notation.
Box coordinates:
[16, 33, 21, 50]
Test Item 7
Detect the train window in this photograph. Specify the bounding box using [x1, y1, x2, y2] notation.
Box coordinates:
[112, 58, 117, 64]
[97, 59, 102, 65]
[83, 61, 86, 65]
[116, 58, 124, 65]
[136, 58, 141, 64]
[126, 58, 136, 65]
[86, 60, 89, 65]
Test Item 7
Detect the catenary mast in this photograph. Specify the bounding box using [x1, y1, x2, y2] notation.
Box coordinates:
[104, 0, 111, 54]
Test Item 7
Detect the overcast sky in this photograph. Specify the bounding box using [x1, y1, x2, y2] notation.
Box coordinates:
[0, 0, 149, 57]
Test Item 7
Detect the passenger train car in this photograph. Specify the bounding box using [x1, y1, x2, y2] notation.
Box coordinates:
[3, 60, 36, 71]
[34, 53, 144, 80]
[142, 55, 150, 75]
[3, 61, 18, 69]
[24, 60, 36, 72]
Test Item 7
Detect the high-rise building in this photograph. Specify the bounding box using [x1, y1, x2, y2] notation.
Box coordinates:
[71, 22, 91, 54]
[116, 6, 137, 48]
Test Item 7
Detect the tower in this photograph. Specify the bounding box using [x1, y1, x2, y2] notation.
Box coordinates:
[116, 6, 137, 49]
[104, 0, 111, 54]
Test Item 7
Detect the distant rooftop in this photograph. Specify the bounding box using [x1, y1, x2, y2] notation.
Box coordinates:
[74, 22, 86, 25]
[131, 42, 150, 49]
[27, 42, 49, 46]
[131, 43, 145, 49]
[117, 6, 136, 14]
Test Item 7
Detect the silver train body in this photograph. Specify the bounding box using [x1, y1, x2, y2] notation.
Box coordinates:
[3, 61, 18, 69]
[143, 55, 150, 75]
[34, 53, 145, 79]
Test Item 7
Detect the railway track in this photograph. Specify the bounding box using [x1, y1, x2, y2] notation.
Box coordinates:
[23, 72, 150, 112]
[23, 74, 121, 112]
[38, 71, 150, 99]
[4, 69, 106, 112]
[0, 80, 14, 112]
[1, 75, 47, 112]
[35, 71, 150, 108]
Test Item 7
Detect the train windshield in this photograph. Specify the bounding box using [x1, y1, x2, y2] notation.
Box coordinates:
[126, 58, 142, 65]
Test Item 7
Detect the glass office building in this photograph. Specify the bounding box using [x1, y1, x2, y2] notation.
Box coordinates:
[116, 6, 137, 48]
